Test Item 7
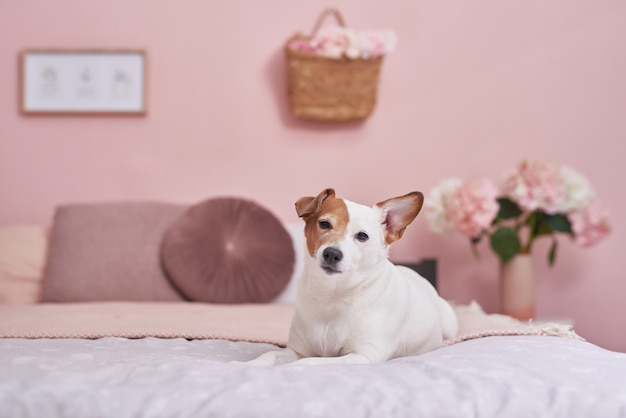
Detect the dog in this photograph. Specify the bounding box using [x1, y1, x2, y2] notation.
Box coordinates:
[244, 188, 458, 366]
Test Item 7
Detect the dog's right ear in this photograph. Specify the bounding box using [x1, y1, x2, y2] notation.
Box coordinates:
[295, 188, 335, 219]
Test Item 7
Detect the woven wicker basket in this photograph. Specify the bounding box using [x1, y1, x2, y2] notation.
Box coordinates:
[285, 9, 384, 122]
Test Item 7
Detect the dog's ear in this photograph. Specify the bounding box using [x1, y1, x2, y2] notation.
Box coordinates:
[295, 188, 336, 219]
[376, 192, 424, 245]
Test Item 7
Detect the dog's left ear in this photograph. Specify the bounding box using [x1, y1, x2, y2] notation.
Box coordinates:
[375, 192, 424, 245]
[295, 188, 335, 219]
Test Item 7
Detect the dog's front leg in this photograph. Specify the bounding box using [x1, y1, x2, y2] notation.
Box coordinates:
[292, 353, 371, 366]
[239, 347, 301, 366]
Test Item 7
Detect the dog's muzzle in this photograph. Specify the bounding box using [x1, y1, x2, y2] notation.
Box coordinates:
[321, 247, 343, 274]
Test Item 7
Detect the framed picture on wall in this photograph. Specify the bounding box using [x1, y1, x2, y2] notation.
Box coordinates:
[20, 49, 147, 115]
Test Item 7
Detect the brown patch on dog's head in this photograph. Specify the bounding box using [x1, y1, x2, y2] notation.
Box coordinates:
[295, 188, 350, 257]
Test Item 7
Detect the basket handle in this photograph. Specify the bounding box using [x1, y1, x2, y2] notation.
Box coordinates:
[310, 7, 347, 35]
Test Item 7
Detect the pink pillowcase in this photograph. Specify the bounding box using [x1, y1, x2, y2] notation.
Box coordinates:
[42, 202, 187, 302]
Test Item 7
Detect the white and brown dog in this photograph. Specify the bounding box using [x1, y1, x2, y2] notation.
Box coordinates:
[246, 188, 458, 366]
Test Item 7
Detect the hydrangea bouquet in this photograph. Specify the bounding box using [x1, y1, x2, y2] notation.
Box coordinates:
[425, 160, 611, 265]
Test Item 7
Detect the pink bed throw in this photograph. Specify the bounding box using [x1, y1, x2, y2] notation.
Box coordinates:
[0, 301, 581, 346]
[444, 301, 583, 345]
[0, 302, 294, 346]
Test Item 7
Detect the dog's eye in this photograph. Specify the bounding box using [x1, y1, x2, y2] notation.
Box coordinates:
[319, 220, 331, 230]
[355, 231, 369, 242]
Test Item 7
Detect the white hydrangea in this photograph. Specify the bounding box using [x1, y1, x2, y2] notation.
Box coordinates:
[424, 178, 462, 234]
[560, 165, 594, 212]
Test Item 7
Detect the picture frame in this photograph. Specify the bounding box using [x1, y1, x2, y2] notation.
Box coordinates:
[20, 49, 147, 115]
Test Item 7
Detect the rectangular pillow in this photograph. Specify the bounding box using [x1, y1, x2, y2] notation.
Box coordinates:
[42, 202, 187, 302]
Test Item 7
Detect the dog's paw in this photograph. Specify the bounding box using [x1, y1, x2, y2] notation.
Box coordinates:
[230, 358, 274, 367]
[292, 353, 372, 366]
[290, 356, 322, 366]
[230, 348, 301, 366]
[228, 353, 280, 366]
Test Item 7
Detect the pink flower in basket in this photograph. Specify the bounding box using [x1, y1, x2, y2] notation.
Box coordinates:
[287, 26, 397, 59]
[426, 160, 611, 266]
[311, 26, 356, 58]
[355, 30, 397, 58]
[287, 37, 318, 55]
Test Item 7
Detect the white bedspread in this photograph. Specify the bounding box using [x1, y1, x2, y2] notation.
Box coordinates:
[1, 335, 625, 418]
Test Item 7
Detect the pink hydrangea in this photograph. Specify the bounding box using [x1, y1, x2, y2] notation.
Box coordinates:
[426, 161, 610, 265]
[568, 200, 611, 247]
[445, 179, 500, 238]
[502, 160, 568, 214]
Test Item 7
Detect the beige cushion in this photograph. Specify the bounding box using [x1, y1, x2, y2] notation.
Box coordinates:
[0, 225, 47, 304]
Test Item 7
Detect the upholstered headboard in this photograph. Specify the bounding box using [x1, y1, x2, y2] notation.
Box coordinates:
[0, 202, 439, 305]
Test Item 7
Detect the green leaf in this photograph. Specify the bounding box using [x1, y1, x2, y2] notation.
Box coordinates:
[548, 240, 558, 267]
[546, 214, 573, 234]
[535, 220, 553, 237]
[490, 227, 521, 263]
[496, 198, 523, 220]
[526, 211, 538, 233]
[528, 212, 552, 238]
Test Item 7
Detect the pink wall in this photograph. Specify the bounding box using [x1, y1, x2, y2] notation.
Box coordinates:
[1, 1, 625, 351]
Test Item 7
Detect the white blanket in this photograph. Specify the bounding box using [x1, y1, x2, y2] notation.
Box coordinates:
[1, 335, 625, 418]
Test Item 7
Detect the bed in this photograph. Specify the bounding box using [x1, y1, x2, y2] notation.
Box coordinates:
[1, 198, 625, 418]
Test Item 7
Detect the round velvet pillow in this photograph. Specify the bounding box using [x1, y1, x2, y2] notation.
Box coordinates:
[161, 197, 295, 303]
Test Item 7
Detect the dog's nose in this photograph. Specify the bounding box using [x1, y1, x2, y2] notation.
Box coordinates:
[322, 247, 343, 266]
